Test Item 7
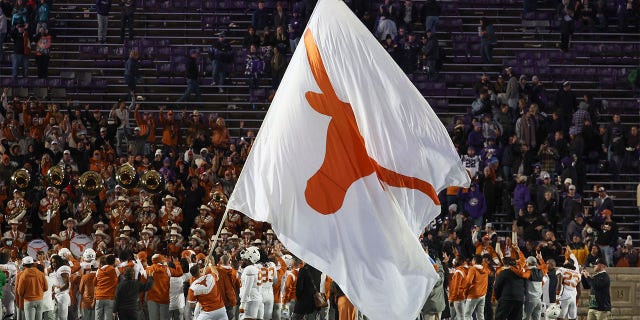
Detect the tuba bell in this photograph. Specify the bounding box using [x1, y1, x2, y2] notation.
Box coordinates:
[211, 191, 228, 204]
[78, 170, 104, 197]
[140, 170, 165, 193]
[11, 168, 32, 192]
[47, 165, 69, 189]
[115, 163, 139, 189]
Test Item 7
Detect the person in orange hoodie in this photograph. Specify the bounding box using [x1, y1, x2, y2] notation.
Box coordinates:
[283, 256, 302, 317]
[464, 254, 489, 320]
[271, 245, 288, 320]
[133, 104, 156, 155]
[16, 256, 48, 320]
[448, 257, 468, 320]
[94, 254, 119, 320]
[215, 254, 240, 320]
[158, 107, 180, 151]
[144, 254, 183, 320]
[188, 258, 227, 320]
[78, 259, 98, 320]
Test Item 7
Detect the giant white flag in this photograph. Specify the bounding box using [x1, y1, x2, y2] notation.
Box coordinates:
[227, 0, 470, 319]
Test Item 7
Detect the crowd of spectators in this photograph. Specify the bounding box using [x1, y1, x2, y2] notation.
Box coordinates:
[0, 1, 636, 320]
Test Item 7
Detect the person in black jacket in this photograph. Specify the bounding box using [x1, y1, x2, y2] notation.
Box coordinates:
[292, 262, 321, 320]
[546, 259, 558, 305]
[581, 259, 611, 319]
[114, 267, 154, 320]
[209, 33, 232, 93]
[494, 257, 527, 320]
[177, 49, 202, 103]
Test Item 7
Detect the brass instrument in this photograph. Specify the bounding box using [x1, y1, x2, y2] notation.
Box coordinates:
[208, 190, 228, 212]
[78, 170, 104, 197]
[8, 199, 27, 221]
[211, 191, 228, 204]
[47, 165, 68, 189]
[140, 170, 165, 193]
[115, 163, 139, 189]
[11, 169, 32, 191]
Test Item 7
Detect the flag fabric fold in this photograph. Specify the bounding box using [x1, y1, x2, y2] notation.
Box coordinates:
[227, 0, 470, 319]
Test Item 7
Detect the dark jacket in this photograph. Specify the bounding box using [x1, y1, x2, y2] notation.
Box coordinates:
[547, 267, 558, 303]
[494, 268, 526, 302]
[185, 57, 198, 80]
[124, 58, 139, 81]
[114, 276, 154, 311]
[96, 0, 111, 15]
[293, 264, 322, 315]
[583, 271, 611, 311]
[120, 0, 135, 15]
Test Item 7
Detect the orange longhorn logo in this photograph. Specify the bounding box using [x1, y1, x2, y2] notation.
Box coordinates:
[303, 29, 440, 215]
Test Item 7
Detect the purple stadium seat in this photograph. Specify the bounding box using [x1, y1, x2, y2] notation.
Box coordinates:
[230, 0, 245, 9]
[173, 47, 188, 57]
[447, 88, 460, 96]
[202, 16, 217, 29]
[157, 47, 171, 57]
[173, 56, 187, 64]
[47, 78, 63, 87]
[172, 0, 185, 8]
[460, 88, 475, 97]
[157, 63, 173, 73]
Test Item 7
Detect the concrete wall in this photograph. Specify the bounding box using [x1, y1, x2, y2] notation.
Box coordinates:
[578, 267, 640, 320]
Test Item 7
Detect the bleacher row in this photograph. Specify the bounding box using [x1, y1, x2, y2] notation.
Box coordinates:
[1, 0, 638, 242]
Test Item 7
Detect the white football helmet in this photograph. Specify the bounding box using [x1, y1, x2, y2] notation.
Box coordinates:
[58, 248, 72, 258]
[240, 246, 261, 264]
[545, 303, 561, 319]
[283, 254, 294, 268]
[83, 248, 96, 262]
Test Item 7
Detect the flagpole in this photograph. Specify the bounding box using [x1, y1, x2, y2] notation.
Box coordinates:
[209, 207, 230, 257]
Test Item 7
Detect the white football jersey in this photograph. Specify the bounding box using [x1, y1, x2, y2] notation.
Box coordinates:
[556, 267, 581, 300]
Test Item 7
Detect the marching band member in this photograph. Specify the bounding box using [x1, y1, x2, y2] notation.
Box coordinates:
[115, 234, 133, 258]
[92, 221, 112, 244]
[2, 220, 27, 255]
[159, 195, 183, 232]
[187, 234, 205, 255]
[136, 201, 157, 232]
[167, 227, 185, 258]
[241, 229, 255, 248]
[40, 187, 62, 239]
[138, 228, 156, 257]
[145, 224, 162, 249]
[75, 195, 97, 235]
[121, 226, 139, 249]
[194, 205, 215, 237]
[60, 218, 78, 249]
[93, 230, 111, 257]
[47, 234, 64, 253]
[108, 196, 133, 241]
[5, 189, 30, 232]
